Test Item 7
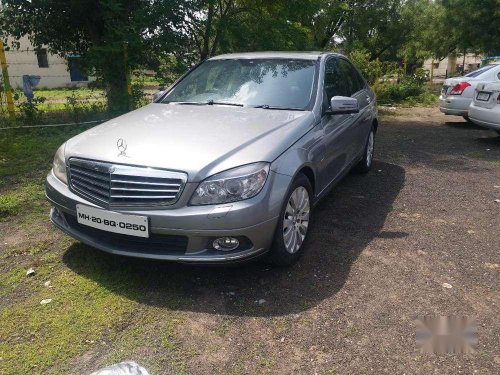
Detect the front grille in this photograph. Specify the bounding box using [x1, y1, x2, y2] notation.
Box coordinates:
[65, 214, 188, 253]
[68, 158, 187, 208]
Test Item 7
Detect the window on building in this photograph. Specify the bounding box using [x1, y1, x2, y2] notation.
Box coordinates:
[36, 49, 49, 68]
[433, 62, 440, 69]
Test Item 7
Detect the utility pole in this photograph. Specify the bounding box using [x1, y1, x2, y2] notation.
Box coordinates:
[0, 40, 16, 124]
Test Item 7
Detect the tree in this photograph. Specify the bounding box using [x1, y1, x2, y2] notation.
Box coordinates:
[439, 0, 500, 56]
[0, 0, 187, 112]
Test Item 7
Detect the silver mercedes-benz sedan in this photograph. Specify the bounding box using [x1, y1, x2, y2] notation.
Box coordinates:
[46, 52, 378, 265]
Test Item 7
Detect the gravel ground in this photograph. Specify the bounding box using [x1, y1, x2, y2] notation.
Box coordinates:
[1, 106, 499, 374]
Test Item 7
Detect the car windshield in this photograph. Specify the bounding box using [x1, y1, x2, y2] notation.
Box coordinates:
[162, 58, 317, 110]
[464, 64, 496, 77]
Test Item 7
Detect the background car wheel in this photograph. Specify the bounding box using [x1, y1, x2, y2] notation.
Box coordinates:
[353, 126, 375, 173]
[267, 173, 312, 266]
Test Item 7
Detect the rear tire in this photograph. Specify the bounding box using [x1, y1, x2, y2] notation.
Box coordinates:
[353, 127, 375, 174]
[267, 173, 313, 266]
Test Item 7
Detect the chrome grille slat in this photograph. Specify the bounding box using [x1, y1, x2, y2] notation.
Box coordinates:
[111, 179, 181, 187]
[72, 174, 110, 190]
[72, 178, 110, 198]
[110, 195, 178, 199]
[111, 175, 181, 184]
[110, 187, 179, 193]
[68, 158, 187, 208]
[71, 166, 110, 182]
[72, 185, 109, 205]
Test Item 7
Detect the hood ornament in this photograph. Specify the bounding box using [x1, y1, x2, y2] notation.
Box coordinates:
[117, 138, 128, 157]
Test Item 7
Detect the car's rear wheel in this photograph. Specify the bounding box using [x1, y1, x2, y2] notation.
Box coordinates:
[353, 127, 375, 173]
[267, 173, 312, 266]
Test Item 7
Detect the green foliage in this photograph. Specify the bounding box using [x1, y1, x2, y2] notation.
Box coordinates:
[0, 0, 186, 112]
[0, 0, 497, 114]
[439, 0, 500, 55]
[64, 89, 109, 123]
[374, 69, 436, 106]
[16, 96, 47, 124]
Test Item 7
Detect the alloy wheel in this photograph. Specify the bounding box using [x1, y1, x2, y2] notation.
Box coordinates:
[283, 186, 310, 254]
[366, 131, 374, 167]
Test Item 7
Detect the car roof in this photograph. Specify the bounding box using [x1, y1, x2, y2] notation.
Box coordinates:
[208, 51, 341, 61]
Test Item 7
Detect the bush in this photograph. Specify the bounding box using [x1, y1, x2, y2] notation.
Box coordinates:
[374, 68, 436, 105]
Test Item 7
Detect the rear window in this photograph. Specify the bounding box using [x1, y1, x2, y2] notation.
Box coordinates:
[465, 65, 496, 78]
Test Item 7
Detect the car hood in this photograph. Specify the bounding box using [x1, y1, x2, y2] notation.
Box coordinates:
[65, 103, 315, 181]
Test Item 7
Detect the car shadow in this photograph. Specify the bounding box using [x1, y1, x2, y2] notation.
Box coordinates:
[444, 121, 485, 130]
[62, 160, 405, 317]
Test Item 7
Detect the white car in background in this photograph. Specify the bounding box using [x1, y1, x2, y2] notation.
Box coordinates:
[468, 82, 500, 135]
[439, 64, 500, 119]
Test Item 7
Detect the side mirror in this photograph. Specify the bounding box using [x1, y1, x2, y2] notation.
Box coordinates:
[328, 96, 359, 115]
[152, 90, 166, 102]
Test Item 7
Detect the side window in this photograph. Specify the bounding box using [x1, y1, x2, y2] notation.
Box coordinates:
[352, 66, 367, 91]
[323, 58, 349, 106]
[337, 59, 363, 95]
[324, 58, 365, 105]
[324, 59, 337, 101]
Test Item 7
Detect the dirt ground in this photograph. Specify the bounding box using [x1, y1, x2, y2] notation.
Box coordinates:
[1, 106, 499, 374]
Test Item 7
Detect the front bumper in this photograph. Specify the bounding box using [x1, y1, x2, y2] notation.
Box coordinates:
[439, 95, 471, 116]
[46, 170, 289, 263]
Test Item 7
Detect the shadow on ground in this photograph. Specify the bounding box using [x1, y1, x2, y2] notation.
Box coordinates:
[377, 117, 500, 170]
[63, 160, 405, 317]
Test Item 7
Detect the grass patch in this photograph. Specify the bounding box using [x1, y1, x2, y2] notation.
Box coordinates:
[0, 257, 138, 375]
[0, 183, 44, 219]
[0, 268, 26, 299]
[0, 125, 95, 188]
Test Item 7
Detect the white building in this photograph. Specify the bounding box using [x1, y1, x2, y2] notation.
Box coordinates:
[3, 36, 94, 89]
[423, 53, 482, 80]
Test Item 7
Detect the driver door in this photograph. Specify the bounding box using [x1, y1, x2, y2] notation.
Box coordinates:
[317, 57, 360, 192]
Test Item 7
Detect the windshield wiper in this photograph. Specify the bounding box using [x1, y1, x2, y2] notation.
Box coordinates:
[167, 101, 207, 105]
[206, 100, 244, 107]
[167, 100, 244, 107]
[251, 104, 304, 111]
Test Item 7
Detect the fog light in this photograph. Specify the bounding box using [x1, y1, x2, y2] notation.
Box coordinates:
[213, 237, 239, 251]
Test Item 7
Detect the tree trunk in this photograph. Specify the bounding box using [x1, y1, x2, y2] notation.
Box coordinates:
[200, 0, 215, 61]
[101, 55, 130, 114]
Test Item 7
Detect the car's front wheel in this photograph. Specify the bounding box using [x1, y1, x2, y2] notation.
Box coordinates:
[267, 173, 312, 266]
[354, 126, 375, 173]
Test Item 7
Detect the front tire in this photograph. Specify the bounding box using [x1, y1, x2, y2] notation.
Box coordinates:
[353, 127, 375, 173]
[267, 173, 312, 266]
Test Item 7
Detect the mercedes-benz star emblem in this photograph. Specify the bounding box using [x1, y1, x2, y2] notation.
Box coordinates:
[117, 138, 127, 156]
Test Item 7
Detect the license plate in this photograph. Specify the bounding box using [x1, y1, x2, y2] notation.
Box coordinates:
[476, 92, 490, 101]
[76, 204, 149, 238]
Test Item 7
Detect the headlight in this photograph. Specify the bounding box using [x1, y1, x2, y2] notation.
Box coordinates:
[52, 144, 68, 184]
[190, 162, 270, 205]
